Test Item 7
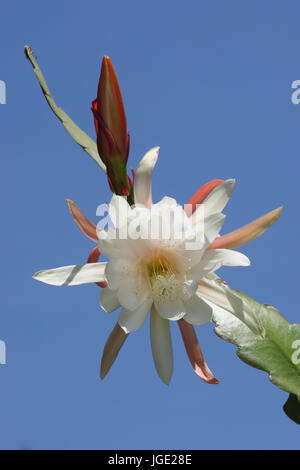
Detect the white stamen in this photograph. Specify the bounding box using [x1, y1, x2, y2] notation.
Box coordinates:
[152, 273, 182, 304]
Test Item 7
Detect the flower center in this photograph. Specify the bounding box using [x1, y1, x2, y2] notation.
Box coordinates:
[152, 273, 182, 304]
[146, 255, 183, 304]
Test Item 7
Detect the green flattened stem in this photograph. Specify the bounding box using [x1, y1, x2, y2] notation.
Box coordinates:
[212, 281, 300, 423]
[283, 394, 300, 425]
[24, 45, 106, 173]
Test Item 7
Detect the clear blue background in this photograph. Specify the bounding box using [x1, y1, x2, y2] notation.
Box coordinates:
[0, 0, 299, 450]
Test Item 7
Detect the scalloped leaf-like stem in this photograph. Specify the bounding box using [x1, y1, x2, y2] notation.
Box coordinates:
[24, 45, 106, 173]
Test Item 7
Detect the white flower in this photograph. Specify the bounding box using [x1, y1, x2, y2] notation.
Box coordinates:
[34, 147, 264, 383]
[98, 187, 252, 332]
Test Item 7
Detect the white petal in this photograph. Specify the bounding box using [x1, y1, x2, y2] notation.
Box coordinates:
[181, 280, 198, 301]
[197, 276, 264, 336]
[108, 195, 131, 229]
[33, 262, 107, 286]
[203, 299, 232, 319]
[191, 211, 225, 243]
[201, 179, 235, 217]
[150, 305, 173, 385]
[154, 196, 178, 208]
[183, 293, 213, 325]
[105, 259, 134, 290]
[117, 277, 150, 311]
[181, 246, 205, 267]
[204, 213, 226, 245]
[101, 235, 147, 261]
[97, 228, 119, 258]
[154, 296, 186, 321]
[190, 249, 250, 280]
[118, 298, 152, 333]
[100, 287, 121, 313]
[134, 147, 159, 208]
[205, 249, 250, 268]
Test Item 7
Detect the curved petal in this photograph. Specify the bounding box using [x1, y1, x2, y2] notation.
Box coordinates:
[150, 306, 173, 385]
[185, 179, 224, 216]
[189, 249, 250, 280]
[87, 246, 100, 263]
[155, 196, 178, 208]
[66, 199, 98, 242]
[33, 262, 107, 286]
[100, 287, 121, 313]
[183, 294, 213, 325]
[203, 213, 226, 246]
[100, 322, 128, 379]
[181, 280, 198, 301]
[154, 297, 186, 321]
[105, 258, 135, 290]
[200, 179, 235, 217]
[208, 206, 283, 250]
[117, 277, 149, 311]
[186, 212, 226, 255]
[108, 194, 131, 229]
[197, 276, 264, 337]
[97, 228, 120, 258]
[134, 147, 159, 208]
[118, 298, 152, 333]
[178, 319, 219, 384]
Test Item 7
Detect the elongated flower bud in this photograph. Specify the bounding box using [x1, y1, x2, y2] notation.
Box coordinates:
[92, 56, 132, 201]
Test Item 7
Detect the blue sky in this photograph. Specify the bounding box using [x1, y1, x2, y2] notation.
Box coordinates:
[0, 0, 299, 449]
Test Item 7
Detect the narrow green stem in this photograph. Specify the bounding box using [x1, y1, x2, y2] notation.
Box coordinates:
[24, 45, 106, 173]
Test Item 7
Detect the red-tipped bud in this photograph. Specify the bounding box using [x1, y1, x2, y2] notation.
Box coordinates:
[93, 57, 129, 162]
[92, 56, 132, 201]
[97, 56, 128, 160]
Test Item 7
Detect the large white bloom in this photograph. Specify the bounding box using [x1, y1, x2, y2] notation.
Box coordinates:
[98, 188, 251, 333]
[34, 147, 264, 383]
